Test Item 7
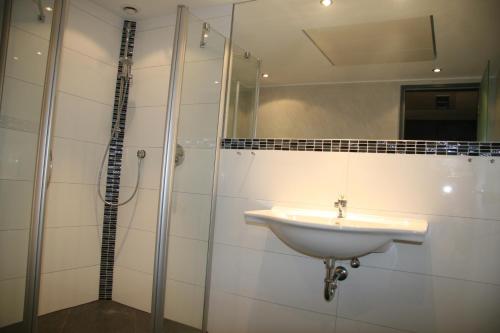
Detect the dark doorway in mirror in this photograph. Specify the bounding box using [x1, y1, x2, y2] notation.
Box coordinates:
[400, 84, 480, 141]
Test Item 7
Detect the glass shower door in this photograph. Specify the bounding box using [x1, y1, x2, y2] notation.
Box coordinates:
[161, 9, 226, 333]
[0, 0, 55, 330]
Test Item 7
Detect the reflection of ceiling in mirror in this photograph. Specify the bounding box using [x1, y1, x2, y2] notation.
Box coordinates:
[232, 0, 500, 86]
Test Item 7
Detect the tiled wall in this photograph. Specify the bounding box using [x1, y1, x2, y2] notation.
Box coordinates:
[208, 149, 500, 333]
[0, 0, 54, 326]
[112, 6, 231, 329]
[40, 0, 122, 315]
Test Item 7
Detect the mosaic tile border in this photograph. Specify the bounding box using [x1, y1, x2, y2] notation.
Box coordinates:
[99, 20, 136, 301]
[221, 138, 500, 157]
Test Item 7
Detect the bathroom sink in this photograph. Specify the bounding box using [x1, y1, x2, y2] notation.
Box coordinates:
[245, 207, 428, 259]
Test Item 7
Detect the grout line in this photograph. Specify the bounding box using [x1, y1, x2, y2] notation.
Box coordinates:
[56, 90, 114, 108]
[212, 289, 336, 318]
[42, 264, 100, 276]
[73, 1, 123, 30]
[11, 24, 50, 41]
[62, 45, 118, 68]
[5, 74, 44, 88]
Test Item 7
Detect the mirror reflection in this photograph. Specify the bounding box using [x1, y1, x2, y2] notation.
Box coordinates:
[226, 0, 500, 141]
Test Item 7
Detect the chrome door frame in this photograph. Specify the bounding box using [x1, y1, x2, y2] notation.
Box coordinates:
[23, 0, 68, 331]
[151, 5, 189, 332]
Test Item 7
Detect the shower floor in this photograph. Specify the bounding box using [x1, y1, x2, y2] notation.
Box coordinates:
[1, 301, 200, 333]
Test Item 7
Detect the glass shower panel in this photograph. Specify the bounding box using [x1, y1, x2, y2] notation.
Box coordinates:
[163, 11, 226, 332]
[0, 0, 54, 330]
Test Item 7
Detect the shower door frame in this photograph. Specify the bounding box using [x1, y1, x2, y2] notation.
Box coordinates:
[19, 0, 68, 331]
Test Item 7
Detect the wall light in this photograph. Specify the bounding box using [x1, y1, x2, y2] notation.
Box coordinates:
[320, 0, 333, 7]
[262, 73, 270, 78]
[432, 68, 442, 73]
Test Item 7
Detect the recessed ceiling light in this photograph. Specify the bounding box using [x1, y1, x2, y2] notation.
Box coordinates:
[13, 56, 19, 60]
[432, 68, 442, 73]
[214, 80, 220, 84]
[45, 6, 53, 12]
[320, 0, 333, 7]
[123, 6, 138, 15]
[36, 51, 42, 55]
[262, 73, 269, 78]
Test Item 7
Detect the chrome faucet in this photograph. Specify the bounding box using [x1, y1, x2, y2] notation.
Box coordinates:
[334, 195, 347, 218]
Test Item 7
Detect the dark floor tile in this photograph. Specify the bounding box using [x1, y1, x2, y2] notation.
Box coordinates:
[38, 307, 72, 333]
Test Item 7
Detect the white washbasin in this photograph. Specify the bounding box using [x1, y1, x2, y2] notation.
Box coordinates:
[245, 207, 428, 259]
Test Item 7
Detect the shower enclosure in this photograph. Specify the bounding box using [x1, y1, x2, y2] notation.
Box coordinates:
[0, 1, 228, 332]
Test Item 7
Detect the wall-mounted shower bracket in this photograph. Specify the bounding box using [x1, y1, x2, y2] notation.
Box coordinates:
[323, 258, 348, 302]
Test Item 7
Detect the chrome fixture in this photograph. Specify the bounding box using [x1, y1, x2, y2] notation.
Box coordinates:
[334, 194, 347, 218]
[323, 258, 348, 301]
[200, 22, 210, 48]
[96, 21, 143, 207]
[244, 51, 251, 59]
[175, 144, 185, 166]
[350, 257, 360, 268]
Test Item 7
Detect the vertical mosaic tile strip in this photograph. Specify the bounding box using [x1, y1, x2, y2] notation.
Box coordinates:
[221, 138, 500, 157]
[99, 20, 136, 300]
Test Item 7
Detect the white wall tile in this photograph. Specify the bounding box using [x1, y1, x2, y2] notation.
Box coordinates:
[181, 59, 224, 105]
[338, 266, 500, 333]
[113, 266, 152, 313]
[134, 27, 174, 69]
[124, 106, 166, 148]
[167, 236, 208, 286]
[1, 76, 43, 126]
[355, 211, 500, 286]
[0, 180, 32, 230]
[208, 290, 336, 333]
[0, 277, 25, 327]
[347, 153, 500, 220]
[178, 103, 219, 147]
[71, 0, 123, 29]
[211, 243, 337, 315]
[50, 137, 105, 185]
[118, 188, 159, 233]
[0, 128, 37, 181]
[63, 4, 121, 65]
[121, 146, 162, 190]
[6, 27, 49, 86]
[41, 226, 100, 273]
[165, 279, 204, 329]
[129, 66, 171, 107]
[136, 15, 176, 32]
[171, 192, 211, 241]
[58, 48, 116, 105]
[185, 21, 225, 63]
[115, 227, 155, 274]
[214, 196, 302, 256]
[45, 183, 103, 228]
[217, 150, 349, 203]
[54, 92, 112, 144]
[38, 265, 99, 315]
[335, 318, 408, 333]
[173, 147, 216, 195]
[0, 230, 29, 280]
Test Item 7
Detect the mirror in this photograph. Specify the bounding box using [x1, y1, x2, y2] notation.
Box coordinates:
[225, 0, 500, 141]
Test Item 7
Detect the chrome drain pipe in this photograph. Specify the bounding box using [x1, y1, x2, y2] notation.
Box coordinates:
[323, 258, 348, 301]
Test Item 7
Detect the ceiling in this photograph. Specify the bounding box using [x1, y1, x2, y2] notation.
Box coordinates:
[90, 0, 235, 20]
[232, 0, 500, 85]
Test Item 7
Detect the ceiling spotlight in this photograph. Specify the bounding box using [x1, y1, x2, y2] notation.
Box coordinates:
[214, 80, 220, 84]
[45, 6, 53, 12]
[13, 56, 19, 60]
[36, 51, 42, 55]
[320, 0, 333, 7]
[262, 73, 269, 78]
[432, 68, 442, 73]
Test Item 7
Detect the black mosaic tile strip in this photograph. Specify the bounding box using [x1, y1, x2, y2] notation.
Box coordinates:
[221, 139, 500, 157]
[99, 20, 136, 301]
